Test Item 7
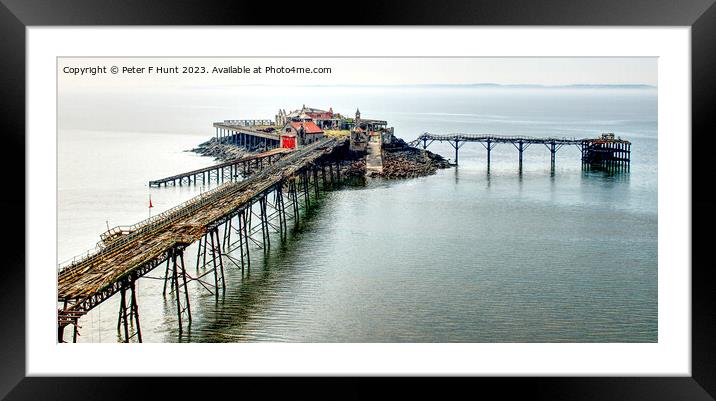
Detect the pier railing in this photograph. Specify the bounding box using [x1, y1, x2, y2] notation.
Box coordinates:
[409, 133, 586, 146]
[216, 119, 274, 126]
[58, 181, 242, 272]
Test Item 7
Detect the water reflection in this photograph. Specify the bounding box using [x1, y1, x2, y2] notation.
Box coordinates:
[175, 193, 332, 342]
[581, 166, 631, 183]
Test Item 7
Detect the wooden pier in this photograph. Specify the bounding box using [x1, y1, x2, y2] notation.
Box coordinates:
[148, 147, 291, 187]
[58, 137, 347, 343]
[409, 133, 630, 170]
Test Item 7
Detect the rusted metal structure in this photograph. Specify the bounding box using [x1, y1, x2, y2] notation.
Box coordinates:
[580, 133, 631, 170]
[409, 132, 631, 170]
[57, 137, 347, 343]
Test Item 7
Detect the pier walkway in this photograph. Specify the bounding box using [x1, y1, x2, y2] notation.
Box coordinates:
[148, 147, 291, 187]
[409, 133, 630, 170]
[365, 139, 383, 174]
[58, 137, 346, 342]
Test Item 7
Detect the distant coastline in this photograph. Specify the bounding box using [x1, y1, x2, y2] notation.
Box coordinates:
[221, 83, 657, 90]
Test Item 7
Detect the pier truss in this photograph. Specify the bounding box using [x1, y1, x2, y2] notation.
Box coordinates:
[57, 138, 346, 343]
[148, 147, 291, 187]
[408, 133, 630, 171]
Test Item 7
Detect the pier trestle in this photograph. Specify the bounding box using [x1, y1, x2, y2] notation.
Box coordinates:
[410, 133, 630, 172]
[162, 246, 192, 335]
[58, 138, 346, 342]
[117, 279, 142, 343]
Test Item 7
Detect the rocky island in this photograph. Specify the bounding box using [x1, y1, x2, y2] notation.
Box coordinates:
[192, 104, 451, 179]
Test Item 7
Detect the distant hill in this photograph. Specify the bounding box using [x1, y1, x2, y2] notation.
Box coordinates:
[378, 83, 657, 89]
[238, 83, 657, 89]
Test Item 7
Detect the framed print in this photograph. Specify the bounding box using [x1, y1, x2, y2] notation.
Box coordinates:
[2, 0, 715, 399]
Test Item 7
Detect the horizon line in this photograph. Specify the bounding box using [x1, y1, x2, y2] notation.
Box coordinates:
[199, 83, 657, 89]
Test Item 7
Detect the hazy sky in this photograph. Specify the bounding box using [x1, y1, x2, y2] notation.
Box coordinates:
[58, 57, 657, 90]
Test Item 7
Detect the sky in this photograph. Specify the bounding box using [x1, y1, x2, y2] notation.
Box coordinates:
[58, 57, 657, 91]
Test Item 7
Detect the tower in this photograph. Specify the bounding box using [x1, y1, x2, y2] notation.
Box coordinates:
[298, 124, 305, 146]
[355, 108, 361, 128]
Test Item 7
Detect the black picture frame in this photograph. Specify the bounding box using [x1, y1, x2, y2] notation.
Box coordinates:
[1, 0, 714, 399]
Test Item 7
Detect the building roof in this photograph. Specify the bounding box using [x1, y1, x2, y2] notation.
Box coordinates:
[302, 105, 329, 113]
[289, 121, 323, 134]
[286, 105, 333, 119]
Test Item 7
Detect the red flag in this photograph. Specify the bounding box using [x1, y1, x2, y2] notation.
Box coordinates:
[149, 195, 153, 208]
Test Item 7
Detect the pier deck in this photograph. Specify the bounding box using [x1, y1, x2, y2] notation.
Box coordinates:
[366, 139, 383, 174]
[58, 137, 346, 341]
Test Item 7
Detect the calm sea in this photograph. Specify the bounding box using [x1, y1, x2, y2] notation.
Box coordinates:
[58, 86, 657, 342]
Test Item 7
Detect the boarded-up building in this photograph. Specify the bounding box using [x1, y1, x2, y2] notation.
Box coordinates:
[282, 121, 324, 148]
[277, 105, 342, 130]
